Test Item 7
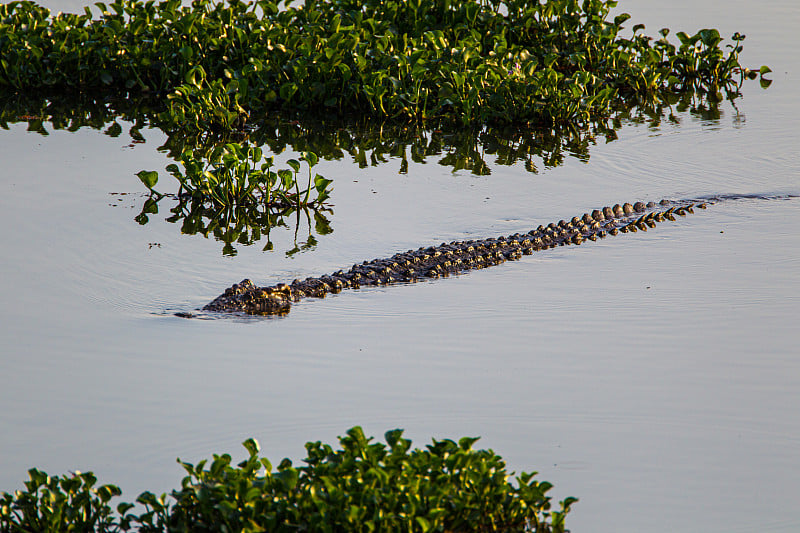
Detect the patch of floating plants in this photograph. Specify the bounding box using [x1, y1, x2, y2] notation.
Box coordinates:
[0, 0, 774, 257]
[0, 0, 771, 129]
[0, 426, 577, 532]
[0, 0, 771, 206]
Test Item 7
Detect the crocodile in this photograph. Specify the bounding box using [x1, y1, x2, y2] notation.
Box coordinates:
[198, 198, 711, 316]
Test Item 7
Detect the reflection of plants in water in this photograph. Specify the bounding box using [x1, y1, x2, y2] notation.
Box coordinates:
[238, 88, 720, 176]
[135, 194, 333, 257]
[0, 86, 758, 256]
[0, 86, 755, 180]
[2, 84, 758, 183]
[131, 141, 333, 256]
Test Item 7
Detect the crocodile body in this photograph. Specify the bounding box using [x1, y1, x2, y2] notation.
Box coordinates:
[201, 199, 707, 316]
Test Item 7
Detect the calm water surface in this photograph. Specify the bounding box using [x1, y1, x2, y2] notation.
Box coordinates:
[1, 0, 799, 532]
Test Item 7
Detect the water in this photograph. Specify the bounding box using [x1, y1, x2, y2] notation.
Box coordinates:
[1, 0, 799, 531]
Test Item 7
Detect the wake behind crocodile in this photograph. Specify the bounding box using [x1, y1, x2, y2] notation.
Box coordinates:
[183, 194, 795, 317]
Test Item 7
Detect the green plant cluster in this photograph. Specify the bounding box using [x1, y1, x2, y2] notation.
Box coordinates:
[137, 144, 332, 207]
[0, 427, 576, 532]
[135, 141, 334, 255]
[0, 0, 770, 131]
[0, 469, 123, 532]
[133, 141, 334, 242]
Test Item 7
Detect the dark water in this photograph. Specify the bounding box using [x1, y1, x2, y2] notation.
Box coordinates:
[1, 0, 799, 531]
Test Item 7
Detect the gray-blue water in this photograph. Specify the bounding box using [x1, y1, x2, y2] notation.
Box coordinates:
[1, 0, 798, 531]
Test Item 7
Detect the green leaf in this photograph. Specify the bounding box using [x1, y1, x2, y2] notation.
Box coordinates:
[384, 429, 404, 448]
[302, 151, 318, 167]
[698, 28, 721, 47]
[185, 66, 206, 87]
[279, 82, 298, 101]
[278, 169, 294, 188]
[613, 13, 630, 26]
[337, 63, 352, 81]
[142, 198, 158, 214]
[242, 438, 260, 457]
[136, 170, 158, 190]
[415, 517, 432, 532]
[458, 436, 480, 450]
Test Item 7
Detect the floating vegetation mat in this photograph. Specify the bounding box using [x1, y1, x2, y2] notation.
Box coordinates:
[0, 0, 772, 241]
[0, 0, 770, 131]
[0, 427, 575, 532]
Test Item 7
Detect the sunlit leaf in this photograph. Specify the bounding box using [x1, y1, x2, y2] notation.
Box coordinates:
[136, 170, 158, 190]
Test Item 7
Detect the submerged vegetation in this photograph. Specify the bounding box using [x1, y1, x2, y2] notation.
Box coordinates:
[0, 427, 576, 532]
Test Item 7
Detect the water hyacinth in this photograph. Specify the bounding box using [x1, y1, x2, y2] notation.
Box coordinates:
[0, 427, 577, 532]
[0, 0, 770, 130]
[0, 0, 770, 214]
[137, 143, 332, 208]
